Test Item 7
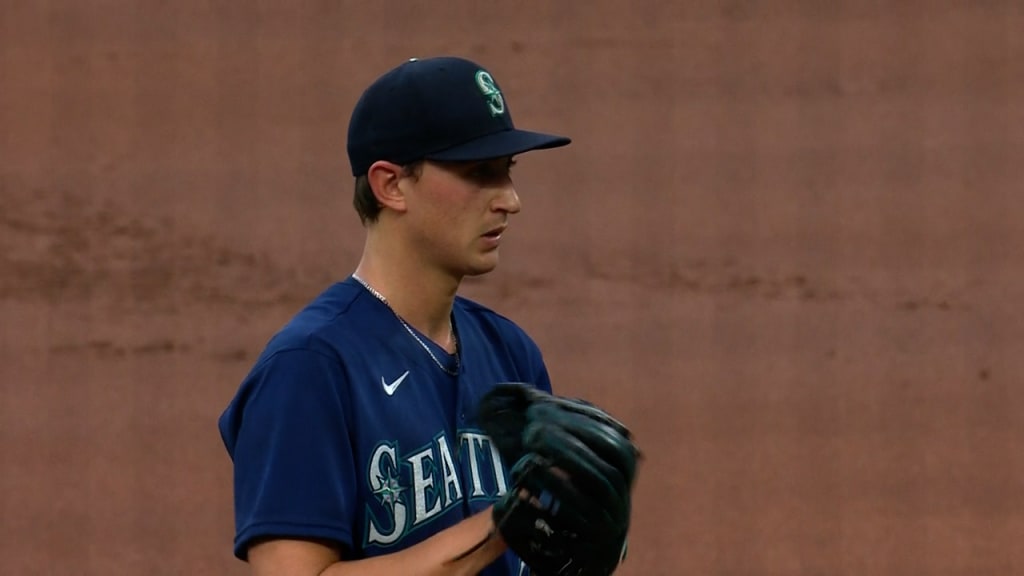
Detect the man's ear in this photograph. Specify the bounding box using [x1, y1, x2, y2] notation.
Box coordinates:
[366, 161, 408, 214]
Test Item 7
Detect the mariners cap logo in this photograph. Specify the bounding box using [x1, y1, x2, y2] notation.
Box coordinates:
[475, 70, 505, 117]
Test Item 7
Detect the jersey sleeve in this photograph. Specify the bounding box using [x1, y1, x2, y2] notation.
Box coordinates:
[218, 347, 357, 560]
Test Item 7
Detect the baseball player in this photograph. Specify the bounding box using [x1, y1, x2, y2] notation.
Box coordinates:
[218, 56, 638, 576]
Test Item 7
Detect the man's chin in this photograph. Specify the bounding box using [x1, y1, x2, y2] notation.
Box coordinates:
[464, 256, 500, 277]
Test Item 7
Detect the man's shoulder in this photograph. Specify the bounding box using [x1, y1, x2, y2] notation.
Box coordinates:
[454, 294, 551, 391]
[454, 294, 542, 350]
[455, 294, 524, 331]
[257, 280, 381, 360]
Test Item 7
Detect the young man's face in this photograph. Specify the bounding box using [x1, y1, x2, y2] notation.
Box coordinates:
[400, 155, 521, 277]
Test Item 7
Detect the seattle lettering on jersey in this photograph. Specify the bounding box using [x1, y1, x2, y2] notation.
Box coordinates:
[365, 430, 508, 547]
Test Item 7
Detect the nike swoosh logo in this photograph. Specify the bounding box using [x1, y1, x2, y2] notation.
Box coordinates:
[382, 371, 410, 396]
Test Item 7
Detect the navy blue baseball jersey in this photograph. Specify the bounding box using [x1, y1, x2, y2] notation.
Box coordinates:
[217, 276, 551, 575]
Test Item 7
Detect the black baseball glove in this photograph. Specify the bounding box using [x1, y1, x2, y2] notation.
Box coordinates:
[477, 383, 641, 576]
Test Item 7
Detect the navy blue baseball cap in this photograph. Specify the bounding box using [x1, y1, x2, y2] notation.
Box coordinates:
[346, 56, 572, 177]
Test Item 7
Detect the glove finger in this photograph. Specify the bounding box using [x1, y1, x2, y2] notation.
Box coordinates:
[476, 382, 548, 464]
[543, 395, 633, 439]
[528, 402, 639, 488]
[552, 404, 639, 488]
[522, 420, 629, 522]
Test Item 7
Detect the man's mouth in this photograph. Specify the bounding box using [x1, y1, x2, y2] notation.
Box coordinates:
[483, 225, 507, 238]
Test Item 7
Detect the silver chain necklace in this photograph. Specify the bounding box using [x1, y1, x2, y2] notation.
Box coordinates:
[352, 274, 460, 376]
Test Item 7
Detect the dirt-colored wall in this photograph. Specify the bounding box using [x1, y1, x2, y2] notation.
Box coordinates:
[2, 2, 1022, 575]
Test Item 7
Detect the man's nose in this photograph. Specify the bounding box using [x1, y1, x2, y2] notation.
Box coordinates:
[493, 182, 521, 214]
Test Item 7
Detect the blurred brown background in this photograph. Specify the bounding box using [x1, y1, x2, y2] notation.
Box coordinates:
[2, 2, 1022, 575]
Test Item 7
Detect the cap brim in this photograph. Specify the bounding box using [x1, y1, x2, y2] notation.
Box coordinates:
[425, 129, 571, 163]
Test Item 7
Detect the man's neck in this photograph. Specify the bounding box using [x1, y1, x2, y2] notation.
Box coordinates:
[353, 238, 461, 351]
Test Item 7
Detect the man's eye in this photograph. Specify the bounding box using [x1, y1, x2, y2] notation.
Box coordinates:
[472, 167, 503, 179]
[468, 158, 515, 181]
